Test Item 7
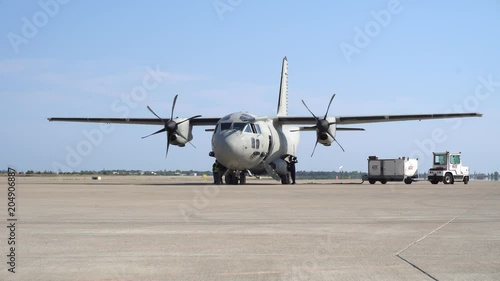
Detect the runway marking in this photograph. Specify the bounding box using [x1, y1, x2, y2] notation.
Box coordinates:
[395, 196, 488, 280]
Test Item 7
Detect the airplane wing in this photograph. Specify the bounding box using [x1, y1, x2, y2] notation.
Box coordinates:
[277, 113, 482, 125]
[47, 117, 220, 126]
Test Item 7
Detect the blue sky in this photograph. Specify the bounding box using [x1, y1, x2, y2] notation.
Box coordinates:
[1, 0, 499, 173]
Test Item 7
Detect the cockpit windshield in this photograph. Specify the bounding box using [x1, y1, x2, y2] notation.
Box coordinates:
[220, 122, 247, 131]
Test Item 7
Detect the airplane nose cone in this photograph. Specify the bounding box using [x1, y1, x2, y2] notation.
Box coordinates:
[213, 132, 243, 169]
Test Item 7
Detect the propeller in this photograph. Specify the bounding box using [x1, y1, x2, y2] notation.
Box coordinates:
[142, 94, 201, 158]
[301, 94, 345, 156]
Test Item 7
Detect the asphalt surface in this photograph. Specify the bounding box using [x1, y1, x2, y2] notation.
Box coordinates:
[1, 176, 499, 281]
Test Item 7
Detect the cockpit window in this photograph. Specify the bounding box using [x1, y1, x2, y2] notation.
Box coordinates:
[220, 123, 231, 131]
[254, 124, 262, 134]
[220, 122, 247, 132]
[233, 123, 246, 131]
[244, 125, 253, 133]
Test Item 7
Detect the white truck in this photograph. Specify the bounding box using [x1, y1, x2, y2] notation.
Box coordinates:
[364, 156, 418, 184]
[428, 152, 469, 184]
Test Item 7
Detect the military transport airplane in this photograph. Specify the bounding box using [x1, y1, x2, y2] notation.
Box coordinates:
[48, 57, 482, 184]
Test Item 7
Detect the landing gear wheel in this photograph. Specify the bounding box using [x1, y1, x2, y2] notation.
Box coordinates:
[464, 176, 469, 185]
[369, 179, 376, 185]
[239, 172, 246, 185]
[443, 173, 453, 185]
[281, 173, 291, 185]
[404, 177, 412, 185]
[225, 173, 238, 185]
[380, 179, 387, 185]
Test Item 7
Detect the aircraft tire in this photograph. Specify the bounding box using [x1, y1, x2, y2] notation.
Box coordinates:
[240, 172, 246, 184]
[281, 174, 290, 184]
[225, 173, 238, 185]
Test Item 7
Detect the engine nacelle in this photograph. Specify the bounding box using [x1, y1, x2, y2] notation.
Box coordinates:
[169, 118, 194, 147]
[317, 117, 336, 146]
[270, 158, 289, 176]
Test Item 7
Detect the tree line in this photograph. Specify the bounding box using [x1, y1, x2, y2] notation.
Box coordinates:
[1, 170, 498, 181]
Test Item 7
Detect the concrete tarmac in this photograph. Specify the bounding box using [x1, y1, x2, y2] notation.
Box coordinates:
[1, 176, 499, 281]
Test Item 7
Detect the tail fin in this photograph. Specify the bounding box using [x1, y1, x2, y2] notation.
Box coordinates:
[276, 56, 288, 116]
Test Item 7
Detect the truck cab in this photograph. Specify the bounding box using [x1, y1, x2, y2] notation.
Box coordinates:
[428, 152, 469, 184]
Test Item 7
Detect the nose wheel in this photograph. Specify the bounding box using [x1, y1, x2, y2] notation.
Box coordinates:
[224, 171, 247, 185]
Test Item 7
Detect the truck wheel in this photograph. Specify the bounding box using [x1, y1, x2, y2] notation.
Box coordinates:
[404, 177, 412, 184]
[430, 180, 439, 185]
[380, 179, 387, 184]
[443, 173, 453, 185]
[369, 179, 376, 184]
[464, 176, 469, 185]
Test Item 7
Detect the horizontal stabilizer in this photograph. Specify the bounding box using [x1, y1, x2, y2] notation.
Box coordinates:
[337, 127, 365, 131]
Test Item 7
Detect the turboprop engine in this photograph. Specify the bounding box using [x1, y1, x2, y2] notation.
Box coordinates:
[168, 118, 194, 147]
[141, 94, 200, 157]
[301, 94, 345, 156]
[317, 116, 336, 146]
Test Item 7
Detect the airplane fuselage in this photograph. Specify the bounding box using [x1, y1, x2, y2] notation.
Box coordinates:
[211, 112, 300, 175]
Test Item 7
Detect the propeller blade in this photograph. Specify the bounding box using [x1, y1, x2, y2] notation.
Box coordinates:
[301, 100, 319, 120]
[175, 130, 197, 149]
[165, 136, 171, 158]
[334, 139, 345, 152]
[325, 130, 335, 140]
[177, 114, 202, 125]
[323, 94, 336, 119]
[147, 106, 164, 122]
[325, 130, 345, 152]
[310, 140, 319, 157]
[141, 127, 166, 139]
[170, 94, 178, 120]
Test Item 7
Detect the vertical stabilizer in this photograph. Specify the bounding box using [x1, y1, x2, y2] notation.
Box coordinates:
[277, 56, 288, 116]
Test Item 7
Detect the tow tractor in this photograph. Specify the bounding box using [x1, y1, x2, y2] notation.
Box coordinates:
[428, 152, 469, 184]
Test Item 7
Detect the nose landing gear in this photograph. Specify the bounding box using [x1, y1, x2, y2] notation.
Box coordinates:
[224, 170, 247, 185]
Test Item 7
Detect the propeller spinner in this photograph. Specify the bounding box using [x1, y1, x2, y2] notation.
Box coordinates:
[142, 94, 201, 158]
